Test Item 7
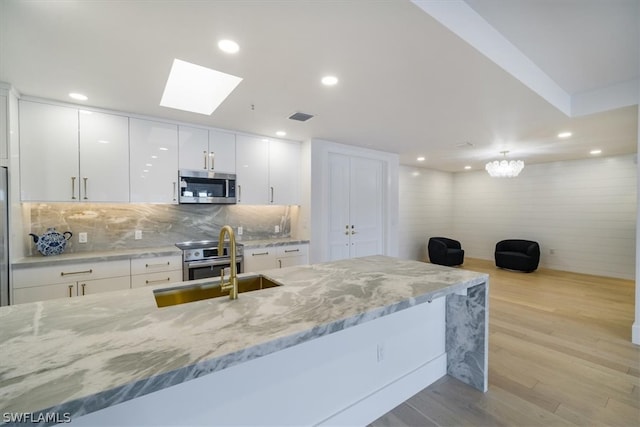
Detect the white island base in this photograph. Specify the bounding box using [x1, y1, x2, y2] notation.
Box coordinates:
[71, 283, 487, 426]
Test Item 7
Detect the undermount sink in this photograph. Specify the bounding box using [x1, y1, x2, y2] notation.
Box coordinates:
[154, 275, 282, 308]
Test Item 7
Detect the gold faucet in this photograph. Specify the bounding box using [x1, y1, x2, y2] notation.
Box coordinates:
[218, 225, 238, 300]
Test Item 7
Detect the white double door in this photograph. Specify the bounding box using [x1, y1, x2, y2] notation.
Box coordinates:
[328, 153, 384, 261]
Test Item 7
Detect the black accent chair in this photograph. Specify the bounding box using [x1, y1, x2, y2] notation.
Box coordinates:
[428, 237, 464, 266]
[495, 239, 540, 272]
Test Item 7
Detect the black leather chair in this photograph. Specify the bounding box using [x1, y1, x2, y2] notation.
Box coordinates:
[495, 239, 540, 272]
[428, 237, 464, 266]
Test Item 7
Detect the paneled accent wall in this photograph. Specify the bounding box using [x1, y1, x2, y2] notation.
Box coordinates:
[398, 166, 453, 261]
[23, 204, 294, 257]
[453, 154, 636, 279]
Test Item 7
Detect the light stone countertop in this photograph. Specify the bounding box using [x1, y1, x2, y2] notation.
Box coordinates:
[11, 239, 310, 269]
[0, 255, 488, 423]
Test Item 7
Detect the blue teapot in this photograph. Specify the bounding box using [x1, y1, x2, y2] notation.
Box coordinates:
[29, 228, 73, 256]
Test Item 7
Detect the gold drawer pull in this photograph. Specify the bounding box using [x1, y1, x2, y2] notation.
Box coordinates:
[252, 252, 269, 256]
[284, 249, 300, 253]
[146, 262, 170, 268]
[146, 278, 171, 285]
[61, 269, 93, 276]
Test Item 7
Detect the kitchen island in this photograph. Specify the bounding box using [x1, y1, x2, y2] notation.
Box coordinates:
[0, 256, 488, 426]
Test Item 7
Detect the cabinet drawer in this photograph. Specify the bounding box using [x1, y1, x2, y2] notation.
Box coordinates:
[132, 270, 183, 288]
[276, 244, 308, 258]
[131, 255, 182, 275]
[13, 259, 131, 288]
[14, 282, 76, 304]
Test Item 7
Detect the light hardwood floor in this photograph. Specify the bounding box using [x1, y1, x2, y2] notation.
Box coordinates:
[370, 258, 639, 426]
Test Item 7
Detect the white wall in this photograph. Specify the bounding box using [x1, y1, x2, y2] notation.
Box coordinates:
[452, 154, 636, 279]
[398, 166, 454, 261]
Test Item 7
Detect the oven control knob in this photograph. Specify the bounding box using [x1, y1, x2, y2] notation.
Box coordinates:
[194, 251, 200, 258]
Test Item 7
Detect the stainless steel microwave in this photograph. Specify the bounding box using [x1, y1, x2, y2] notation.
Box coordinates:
[178, 170, 236, 204]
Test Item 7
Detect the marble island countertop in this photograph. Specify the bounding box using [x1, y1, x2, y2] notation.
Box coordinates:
[0, 255, 488, 423]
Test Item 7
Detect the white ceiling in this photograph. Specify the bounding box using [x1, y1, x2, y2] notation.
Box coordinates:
[0, 0, 637, 172]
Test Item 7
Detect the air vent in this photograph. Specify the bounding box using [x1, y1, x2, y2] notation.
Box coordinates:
[456, 142, 475, 149]
[288, 112, 314, 122]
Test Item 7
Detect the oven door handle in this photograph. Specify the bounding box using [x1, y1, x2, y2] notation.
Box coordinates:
[185, 258, 242, 268]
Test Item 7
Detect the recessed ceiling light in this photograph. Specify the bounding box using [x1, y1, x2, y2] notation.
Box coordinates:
[97, 140, 110, 144]
[558, 131, 572, 138]
[276, 131, 286, 137]
[464, 165, 472, 170]
[321, 75, 339, 86]
[218, 39, 240, 54]
[69, 93, 88, 101]
[590, 149, 602, 155]
[417, 156, 425, 161]
[159, 147, 169, 151]
[160, 58, 243, 115]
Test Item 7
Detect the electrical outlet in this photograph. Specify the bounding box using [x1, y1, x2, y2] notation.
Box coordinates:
[237, 226, 243, 236]
[78, 232, 88, 243]
[135, 230, 142, 240]
[274, 225, 280, 233]
[376, 343, 385, 363]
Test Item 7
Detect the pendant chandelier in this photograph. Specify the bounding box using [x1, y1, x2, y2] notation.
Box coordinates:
[485, 151, 524, 178]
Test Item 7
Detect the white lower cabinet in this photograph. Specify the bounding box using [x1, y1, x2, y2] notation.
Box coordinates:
[244, 244, 309, 273]
[131, 255, 182, 288]
[12, 259, 131, 304]
[276, 244, 308, 268]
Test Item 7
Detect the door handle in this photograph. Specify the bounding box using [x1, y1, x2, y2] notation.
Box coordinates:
[203, 150, 208, 169]
[83, 177, 88, 200]
[270, 187, 274, 203]
[71, 177, 77, 200]
[210, 152, 215, 170]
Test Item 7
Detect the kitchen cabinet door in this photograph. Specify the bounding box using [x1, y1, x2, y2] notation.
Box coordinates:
[130, 118, 179, 203]
[19, 101, 79, 201]
[235, 135, 269, 204]
[0, 94, 7, 160]
[243, 247, 276, 272]
[268, 139, 300, 205]
[209, 130, 236, 173]
[13, 281, 78, 304]
[179, 127, 236, 173]
[78, 276, 131, 296]
[178, 125, 209, 171]
[79, 111, 129, 202]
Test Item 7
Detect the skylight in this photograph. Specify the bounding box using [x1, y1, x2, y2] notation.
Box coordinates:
[160, 59, 243, 115]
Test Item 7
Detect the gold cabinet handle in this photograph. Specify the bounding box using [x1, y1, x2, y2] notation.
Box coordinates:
[145, 261, 170, 269]
[284, 249, 300, 253]
[61, 269, 93, 276]
[83, 177, 88, 200]
[270, 186, 274, 203]
[146, 277, 171, 285]
[68, 285, 74, 298]
[203, 150, 208, 169]
[172, 182, 177, 202]
[210, 151, 215, 170]
[71, 177, 77, 200]
[238, 184, 242, 202]
[252, 251, 269, 256]
[278, 259, 282, 268]
[81, 283, 86, 296]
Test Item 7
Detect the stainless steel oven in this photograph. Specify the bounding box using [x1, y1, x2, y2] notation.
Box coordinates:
[176, 240, 244, 281]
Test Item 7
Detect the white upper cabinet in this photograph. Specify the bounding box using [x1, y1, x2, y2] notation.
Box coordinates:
[235, 135, 301, 205]
[20, 101, 129, 202]
[19, 101, 80, 201]
[235, 134, 269, 204]
[178, 127, 236, 173]
[0, 94, 7, 160]
[268, 139, 300, 205]
[79, 111, 129, 202]
[209, 130, 236, 173]
[129, 118, 178, 203]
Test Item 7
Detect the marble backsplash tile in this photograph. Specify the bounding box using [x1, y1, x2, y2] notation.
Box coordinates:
[24, 203, 294, 256]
